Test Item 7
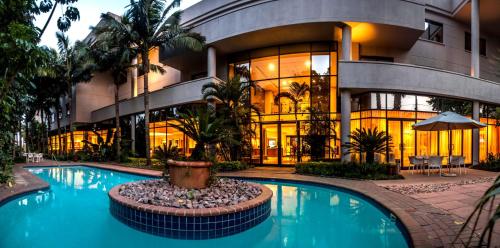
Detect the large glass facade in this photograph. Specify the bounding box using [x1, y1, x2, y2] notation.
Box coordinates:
[229, 42, 339, 165]
[351, 93, 500, 166]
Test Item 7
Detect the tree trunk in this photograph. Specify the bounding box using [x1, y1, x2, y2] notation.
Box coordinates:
[114, 83, 121, 161]
[68, 82, 75, 156]
[39, 1, 58, 38]
[46, 111, 51, 155]
[142, 50, 151, 166]
[40, 111, 44, 152]
[56, 108, 62, 156]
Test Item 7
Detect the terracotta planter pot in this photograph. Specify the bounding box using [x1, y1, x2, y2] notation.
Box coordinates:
[167, 160, 213, 189]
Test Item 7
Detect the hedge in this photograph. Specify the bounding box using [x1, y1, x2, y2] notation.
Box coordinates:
[295, 161, 403, 180]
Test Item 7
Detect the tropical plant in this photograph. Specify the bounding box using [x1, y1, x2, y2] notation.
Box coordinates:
[91, 18, 140, 161]
[202, 75, 259, 161]
[303, 107, 338, 161]
[153, 143, 180, 163]
[454, 174, 500, 247]
[343, 127, 392, 164]
[169, 107, 231, 161]
[37, 0, 81, 36]
[82, 130, 114, 161]
[56, 31, 95, 156]
[99, 0, 205, 165]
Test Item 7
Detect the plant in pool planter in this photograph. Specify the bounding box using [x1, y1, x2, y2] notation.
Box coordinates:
[153, 143, 180, 177]
[167, 107, 231, 189]
[343, 127, 392, 164]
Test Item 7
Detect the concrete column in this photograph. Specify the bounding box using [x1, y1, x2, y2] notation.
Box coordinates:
[471, 0, 480, 165]
[470, 0, 480, 77]
[472, 101, 480, 165]
[131, 57, 138, 97]
[207, 46, 216, 78]
[340, 24, 352, 162]
[340, 90, 351, 162]
[341, 24, 352, 61]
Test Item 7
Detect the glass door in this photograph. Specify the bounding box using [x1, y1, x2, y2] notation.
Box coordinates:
[388, 120, 416, 168]
[280, 123, 298, 165]
[262, 123, 279, 165]
[402, 121, 416, 167]
[387, 121, 402, 166]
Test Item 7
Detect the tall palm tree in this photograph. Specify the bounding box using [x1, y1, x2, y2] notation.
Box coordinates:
[56, 31, 95, 156]
[100, 0, 205, 165]
[274, 81, 310, 160]
[91, 20, 142, 161]
[202, 75, 260, 160]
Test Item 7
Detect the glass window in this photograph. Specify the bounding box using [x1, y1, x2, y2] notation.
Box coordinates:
[330, 52, 337, 75]
[311, 76, 329, 113]
[251, 80, 279, 115]
[278, 77, 310, 116]
[311, 52, 329, 76]
[279, 53, 310, 78]
[421, 20, 443, 43]
[465, 32, 486, 56]
[250, 56, 278, 80]
[416, 96, 435, 112]
[387, 94, 416, 111]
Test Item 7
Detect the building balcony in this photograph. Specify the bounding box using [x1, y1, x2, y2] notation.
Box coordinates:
[339, 60, 500, 105]
[91, 76, 224, 123]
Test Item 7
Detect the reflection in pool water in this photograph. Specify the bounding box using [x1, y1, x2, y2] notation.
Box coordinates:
[0, 166, 409, 248]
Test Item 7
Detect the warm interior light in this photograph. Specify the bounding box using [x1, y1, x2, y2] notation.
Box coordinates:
[304, 60, 311, 67]
[268, 63, 275, 71]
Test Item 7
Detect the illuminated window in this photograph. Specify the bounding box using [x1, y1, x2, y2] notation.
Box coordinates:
[250, 56, 278, 80]
[421, 20, 443, 43]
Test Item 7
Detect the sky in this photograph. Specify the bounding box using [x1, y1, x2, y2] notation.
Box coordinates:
[35, 0, 201, 49]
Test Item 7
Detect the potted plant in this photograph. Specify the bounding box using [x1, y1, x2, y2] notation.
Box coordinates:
[167, 107, 229, 189]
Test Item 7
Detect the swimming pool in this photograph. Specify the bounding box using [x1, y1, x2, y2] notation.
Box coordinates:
[0, 166, 409, 247]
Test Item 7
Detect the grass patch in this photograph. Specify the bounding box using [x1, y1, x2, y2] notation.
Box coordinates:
[295, 161, 404, 180]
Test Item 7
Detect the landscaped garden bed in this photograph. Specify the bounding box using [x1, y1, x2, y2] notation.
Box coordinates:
[296, 161, 404, 180]
[118, 178, 262, 209]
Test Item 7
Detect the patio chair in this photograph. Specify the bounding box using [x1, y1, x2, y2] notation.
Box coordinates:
[408, 156, 416, 174]
[27, 153, 34, 163]
[427, 156, 442, 176]
[414, 156, 425, 173]
[450, 156, 466, 175]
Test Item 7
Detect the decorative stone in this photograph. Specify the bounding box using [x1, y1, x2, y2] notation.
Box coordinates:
[108, 179, 273, 240]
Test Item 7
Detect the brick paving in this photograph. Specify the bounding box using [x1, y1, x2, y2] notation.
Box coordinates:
[2, 161, 497, 247]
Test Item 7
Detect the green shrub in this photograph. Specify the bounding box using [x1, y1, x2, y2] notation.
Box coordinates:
[0, 164, 13, 184]
[474, 153, 500, 172]
[13, 156, 26, 163]
[214, 161, 252, 172]
[295, 161, 403, 180]
[124, 157, 163, 171]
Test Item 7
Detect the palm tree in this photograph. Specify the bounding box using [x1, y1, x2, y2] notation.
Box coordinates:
[169, 107, 230, 161]
[202, 75, 260, 160]
[343, 127, 392, 164]
[91, 20, 140, 161]
[56, 31, 95, 156]
[100, 0, 205, 165]
[274, 81, 310, 160]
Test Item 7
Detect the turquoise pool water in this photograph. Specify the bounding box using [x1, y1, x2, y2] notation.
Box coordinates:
[0, 166, 409, 248]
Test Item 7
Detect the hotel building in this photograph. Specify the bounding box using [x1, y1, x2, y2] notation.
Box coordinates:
[48, 0, 500, 167]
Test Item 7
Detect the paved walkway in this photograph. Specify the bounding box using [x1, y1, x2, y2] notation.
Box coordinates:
[2, 161, 498, 247]
[375, 169, 499, 247]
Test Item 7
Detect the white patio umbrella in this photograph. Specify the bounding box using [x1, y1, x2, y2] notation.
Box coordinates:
[412, 111, 486, 174]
